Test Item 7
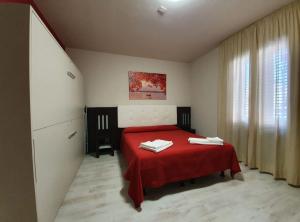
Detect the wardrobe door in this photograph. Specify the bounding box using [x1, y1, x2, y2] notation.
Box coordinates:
[32, 119, 84, 222]
[32, 123, 69, 222]
[65, 61, 85, 121]
[66, 118, 85, 170]
[30, 10, 70, 130]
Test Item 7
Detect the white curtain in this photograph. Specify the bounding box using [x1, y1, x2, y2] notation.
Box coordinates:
[218, 27, 255, 165]
[218, 1, 300, 186]
[255, 37, 289, 175]
[230, 51, 250, 161]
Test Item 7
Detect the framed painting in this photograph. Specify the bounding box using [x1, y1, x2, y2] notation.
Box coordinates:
[128, 71, 166, 100]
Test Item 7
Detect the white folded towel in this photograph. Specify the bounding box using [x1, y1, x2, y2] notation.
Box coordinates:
[207, 137, 223, 143]
[140, 139, 173, 153]
[188, 137, 223, 145]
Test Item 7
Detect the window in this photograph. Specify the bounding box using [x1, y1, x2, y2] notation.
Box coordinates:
[232, 52, 250, 124]
[259, 37, 289, 128]
[274, 41, 289, 122]
[231, 38, 289, 128]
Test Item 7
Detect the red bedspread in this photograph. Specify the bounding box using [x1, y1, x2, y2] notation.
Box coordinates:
[121, 125, 241, 208]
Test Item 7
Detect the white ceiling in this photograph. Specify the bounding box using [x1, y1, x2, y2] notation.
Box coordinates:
[35, 0, 294, 62]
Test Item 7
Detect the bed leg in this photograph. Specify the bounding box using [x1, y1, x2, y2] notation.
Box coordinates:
[135, 204, 141, 211]
[180, 181, 185, 187]
[143, 188, 147, 196]
[220, 171, 225, 177]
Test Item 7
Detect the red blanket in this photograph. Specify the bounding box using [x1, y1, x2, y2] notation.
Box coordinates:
[121, 125, 241, 208]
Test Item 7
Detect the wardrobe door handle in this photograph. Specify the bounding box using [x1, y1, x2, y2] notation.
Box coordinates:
[68, 131, 77, 139]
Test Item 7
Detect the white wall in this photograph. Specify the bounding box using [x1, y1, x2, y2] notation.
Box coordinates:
[191, 48, 219, 136]
[67, 48, 220, 137]
[67, 48, 191, 107]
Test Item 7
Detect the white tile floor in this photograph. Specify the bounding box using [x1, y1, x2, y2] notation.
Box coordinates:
[55, 152, 300, 222]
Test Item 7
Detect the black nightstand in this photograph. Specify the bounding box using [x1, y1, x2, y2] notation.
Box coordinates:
[96, 144, 114, 158]
[87, 107, 119, 158]
[95, 135, 114, 158]
[184, 128, 196, 134]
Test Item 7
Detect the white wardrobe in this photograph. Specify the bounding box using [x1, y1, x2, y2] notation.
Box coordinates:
[0, 4, 85, 222]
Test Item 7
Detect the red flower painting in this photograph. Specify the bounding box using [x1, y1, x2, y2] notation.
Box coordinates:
[128, 71, 166, 100]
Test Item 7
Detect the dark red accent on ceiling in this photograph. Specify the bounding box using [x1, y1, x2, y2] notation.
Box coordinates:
[0, 0, 65, 50]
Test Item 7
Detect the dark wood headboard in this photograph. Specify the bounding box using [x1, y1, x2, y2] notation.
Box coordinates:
[177, 107, 191, 130]
[86, 106, 192, 154]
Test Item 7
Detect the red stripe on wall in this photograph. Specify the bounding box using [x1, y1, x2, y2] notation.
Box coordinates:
[0, 0, 65, 50]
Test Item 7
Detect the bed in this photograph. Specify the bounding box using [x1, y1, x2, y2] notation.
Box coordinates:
[121, 125, 241, 208]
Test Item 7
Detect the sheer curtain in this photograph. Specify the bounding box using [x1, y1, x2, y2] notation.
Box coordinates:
[218, 1, 300, 186]
[218, 27, 255, 164]
[255, 37, 289, 176]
